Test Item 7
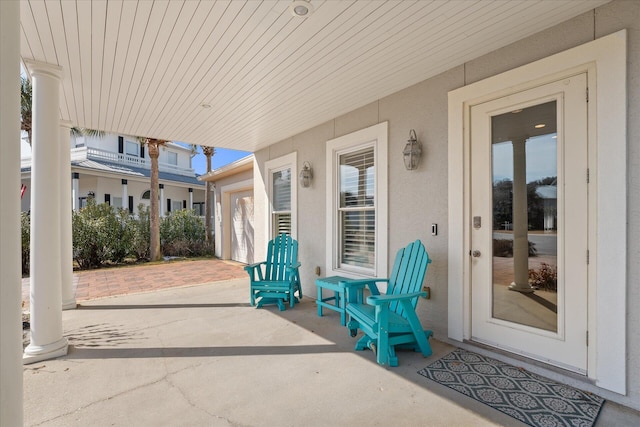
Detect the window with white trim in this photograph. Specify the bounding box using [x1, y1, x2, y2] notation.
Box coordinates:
[272, 168, 292, 236]
[339, 147, 375, 269]
[265, 153, 297, 239]
[167, 152, 178, 165]
[326, 122, 388, 278]
[126, 140, 139, 156]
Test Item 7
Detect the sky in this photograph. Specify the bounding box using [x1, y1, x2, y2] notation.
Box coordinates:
[492, 134, 557, 183]
[186, 145, 251, 175]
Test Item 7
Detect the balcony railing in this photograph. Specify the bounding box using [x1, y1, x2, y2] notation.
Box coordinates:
[73, 147, 196, 177]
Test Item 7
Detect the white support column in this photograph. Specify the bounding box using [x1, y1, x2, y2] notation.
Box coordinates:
[72, 172, 80, 211]
[23, 60, 68, 364]
[122, 179, 128, 210]
[509, 138, 534, 293]
[0, 1, 24, 423]
[160, 184, 165, 217]
[60, 121, 76, 310]
[188, 187, 193, 210]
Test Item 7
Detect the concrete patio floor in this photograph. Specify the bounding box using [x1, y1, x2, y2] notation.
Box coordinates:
[23, 277, 640, 426]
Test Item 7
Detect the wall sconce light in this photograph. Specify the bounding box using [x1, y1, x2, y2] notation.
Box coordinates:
[403, 129, 422, 170]
[87, 191, 95, 198]
[299, 161, 313, 188]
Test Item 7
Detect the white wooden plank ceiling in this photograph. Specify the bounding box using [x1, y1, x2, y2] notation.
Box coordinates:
[20, 0, 609, 152]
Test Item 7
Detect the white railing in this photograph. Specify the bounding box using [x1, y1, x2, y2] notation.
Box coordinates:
[65, 147, 196, 177]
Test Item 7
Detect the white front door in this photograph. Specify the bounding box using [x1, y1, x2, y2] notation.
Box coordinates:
[231, 190, 254, 264]
[470, 74, 589, 373]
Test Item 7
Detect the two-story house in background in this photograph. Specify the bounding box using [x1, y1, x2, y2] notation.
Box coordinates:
[20, 133, 205, 215]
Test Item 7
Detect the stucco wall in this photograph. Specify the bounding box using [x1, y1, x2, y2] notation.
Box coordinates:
[253, 0, 639, 409]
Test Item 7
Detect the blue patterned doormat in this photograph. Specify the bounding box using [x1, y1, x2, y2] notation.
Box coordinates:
[417, 349, 604, 427]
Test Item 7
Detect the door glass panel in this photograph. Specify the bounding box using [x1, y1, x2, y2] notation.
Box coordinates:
[491, 101, 558, 332]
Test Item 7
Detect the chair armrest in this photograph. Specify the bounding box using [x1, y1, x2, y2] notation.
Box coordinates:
[244, 262, 266, 282]
[286, 262, 301, 273]
[366, 291, 426, 306]
[340, 278, 389, 296]
[244, 261, 266, 272]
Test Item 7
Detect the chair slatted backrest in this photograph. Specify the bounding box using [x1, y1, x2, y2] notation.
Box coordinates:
[386, 240, 431, 318]
[264, 234, 298, 281]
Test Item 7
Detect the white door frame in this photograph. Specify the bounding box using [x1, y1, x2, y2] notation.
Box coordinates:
[221, 179, 253, 261]
[448, 31, 626, 394]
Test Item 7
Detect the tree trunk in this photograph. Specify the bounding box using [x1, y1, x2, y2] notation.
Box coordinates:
[147, 139, 163, 261]
[202, 146, 214, 242]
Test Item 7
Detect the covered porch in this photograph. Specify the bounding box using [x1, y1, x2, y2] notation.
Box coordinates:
[2, 0, 639, 424]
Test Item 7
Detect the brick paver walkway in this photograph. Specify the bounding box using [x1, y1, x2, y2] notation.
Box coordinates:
[22, 258, 246, 307]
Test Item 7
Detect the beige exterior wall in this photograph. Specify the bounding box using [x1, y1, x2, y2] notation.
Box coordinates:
[253, 0, 639, 409]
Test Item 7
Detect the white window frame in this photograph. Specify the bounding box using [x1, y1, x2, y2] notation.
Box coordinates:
[167, 151, 178, 166]
[448, 31, 626, 394]
[125, 140, 139, 156]
[265, 153, 297, 239]
[326, 122, 388, 279]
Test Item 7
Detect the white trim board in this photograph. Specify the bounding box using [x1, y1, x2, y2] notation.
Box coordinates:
[447, 30, 627, 394]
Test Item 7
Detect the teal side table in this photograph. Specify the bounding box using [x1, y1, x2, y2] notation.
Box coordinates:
[315, 276, 363, 326]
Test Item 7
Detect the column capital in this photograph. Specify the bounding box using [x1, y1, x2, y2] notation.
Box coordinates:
[121, 179, 128, 185]
[188, 187, 193, 192]
[24, 60, 63, 80]
[72, 172, 79, 179]
[159, 184, 164, 189]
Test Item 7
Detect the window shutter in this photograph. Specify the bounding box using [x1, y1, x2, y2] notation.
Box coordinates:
[339, 147, 375, 269]
[128, 196, 134, 214]
[118, 136, 124, 154]
[105, 194, 111, 205]
[272, 168, 292, 237]
[274, 213, 292, 236]
[140, 145, 145, 158]
[167, 198, 171, 212]
[183, 200, 187, 209]
[272, 169, 291, 211]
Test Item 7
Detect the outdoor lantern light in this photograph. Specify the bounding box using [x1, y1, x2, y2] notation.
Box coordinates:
[289, 0, 314, 18]
[403, 129, 422, 170]
[299, 161, 313, 188]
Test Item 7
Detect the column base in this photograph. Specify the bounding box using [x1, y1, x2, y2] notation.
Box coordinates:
[62, 299, 77, 310]
[508, 282, 535, 293]
[23, 337, 68, 365]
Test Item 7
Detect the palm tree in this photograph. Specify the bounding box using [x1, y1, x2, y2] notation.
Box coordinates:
[201, 146, 215, 242]
[145, 138, 166, 262]
[20, 76, 32, 144]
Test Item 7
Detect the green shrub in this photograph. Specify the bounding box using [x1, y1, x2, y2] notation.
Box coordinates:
[70, 202, 211, 269]
[528, 262, 557, 292]
[129, 204, 150, 261]
[160, 209, 212, 257]
[72, 199, 131, 268]
[21, 212, 30, 275]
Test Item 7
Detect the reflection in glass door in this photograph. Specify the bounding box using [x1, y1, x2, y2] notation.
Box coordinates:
[491, 101, 558, 332]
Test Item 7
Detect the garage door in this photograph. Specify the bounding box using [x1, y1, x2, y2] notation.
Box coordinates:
[230, 190, 254, 264]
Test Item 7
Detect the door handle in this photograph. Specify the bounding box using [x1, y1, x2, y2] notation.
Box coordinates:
[472, 250, 481, 258]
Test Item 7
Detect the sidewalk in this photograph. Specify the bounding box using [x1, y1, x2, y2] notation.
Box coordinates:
[21, 258, 247, 308]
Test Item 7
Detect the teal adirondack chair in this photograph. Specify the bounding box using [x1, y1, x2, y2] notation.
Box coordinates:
[244, 233, 302, 311]
[344, 240, 433, 367]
